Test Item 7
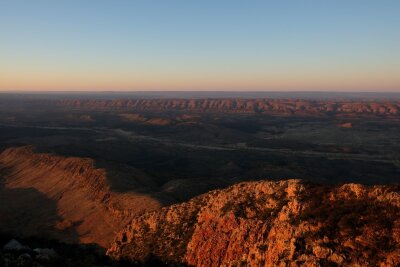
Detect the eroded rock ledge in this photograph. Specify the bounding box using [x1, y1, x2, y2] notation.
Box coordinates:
[107, 180, 400, 267]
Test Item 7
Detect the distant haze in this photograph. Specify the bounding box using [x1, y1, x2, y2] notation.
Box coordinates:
[1, 1, 399, 92]
[1, 91, 400, 100]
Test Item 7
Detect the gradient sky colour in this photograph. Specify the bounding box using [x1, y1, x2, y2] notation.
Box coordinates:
[1, 1, 399, 91]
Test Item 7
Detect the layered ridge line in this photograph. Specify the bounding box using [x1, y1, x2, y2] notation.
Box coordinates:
[0, 146, 110, 203]
[107, 180, 400, 266]
[0, 146, 163, 248]
[55, 99, 400, 116]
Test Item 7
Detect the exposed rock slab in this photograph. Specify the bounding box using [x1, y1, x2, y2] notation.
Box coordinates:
[108, 180, 400, 266]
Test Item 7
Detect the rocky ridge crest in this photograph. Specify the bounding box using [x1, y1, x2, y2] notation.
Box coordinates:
[108, 180, 400, 266]
[0, 146, 162, 247]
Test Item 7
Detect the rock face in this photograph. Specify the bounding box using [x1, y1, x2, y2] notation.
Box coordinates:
[57, 98, 400, 116]
[107, 180, 400, 266]
[0, 146, 163, 248]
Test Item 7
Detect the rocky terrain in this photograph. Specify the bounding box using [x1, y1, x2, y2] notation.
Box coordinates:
[108, 180, 400, 266]
[56, 98, 400, 116]
[1, 147, 399, 266]
[0, 146, 167, 248]
[0, 236, 152, 267]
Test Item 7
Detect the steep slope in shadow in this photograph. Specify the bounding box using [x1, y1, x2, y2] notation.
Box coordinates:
[0, 186, 79, 244]
[0, 146, 169, 248]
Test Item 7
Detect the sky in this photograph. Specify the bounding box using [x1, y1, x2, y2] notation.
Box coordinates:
[0, 1, 399, 92]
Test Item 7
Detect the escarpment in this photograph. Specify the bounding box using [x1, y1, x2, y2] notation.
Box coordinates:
[0, 146, 110, 203]
[107, 180, 400, 266]
[0, 146, 163, 248]
[57, 98, 400, 116]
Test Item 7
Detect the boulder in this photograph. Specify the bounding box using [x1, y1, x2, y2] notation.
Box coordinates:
[3, 239, 28, 251]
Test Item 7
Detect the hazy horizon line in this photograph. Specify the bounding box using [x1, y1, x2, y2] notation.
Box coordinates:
[1, 90, 400, 94]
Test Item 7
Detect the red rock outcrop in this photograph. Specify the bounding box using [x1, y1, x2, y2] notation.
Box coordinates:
[338, 122, 353, 128]
[107, 180, 400, 266]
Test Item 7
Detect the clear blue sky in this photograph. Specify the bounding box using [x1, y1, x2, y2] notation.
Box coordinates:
[1, 1, 399, 91]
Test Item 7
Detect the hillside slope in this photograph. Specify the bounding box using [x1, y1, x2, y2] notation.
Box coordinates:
[108, 180, 400, 266]
[0, 146, 164, 248]
[1, 147, 399, 266]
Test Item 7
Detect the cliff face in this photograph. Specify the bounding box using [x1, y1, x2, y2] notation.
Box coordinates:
[0, 146, 162, 248]
[57, 99, 400, 116]
[108, 180, 400, 266]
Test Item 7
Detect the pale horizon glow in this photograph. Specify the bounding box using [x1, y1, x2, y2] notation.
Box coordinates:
[1, 1, 400, 92]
